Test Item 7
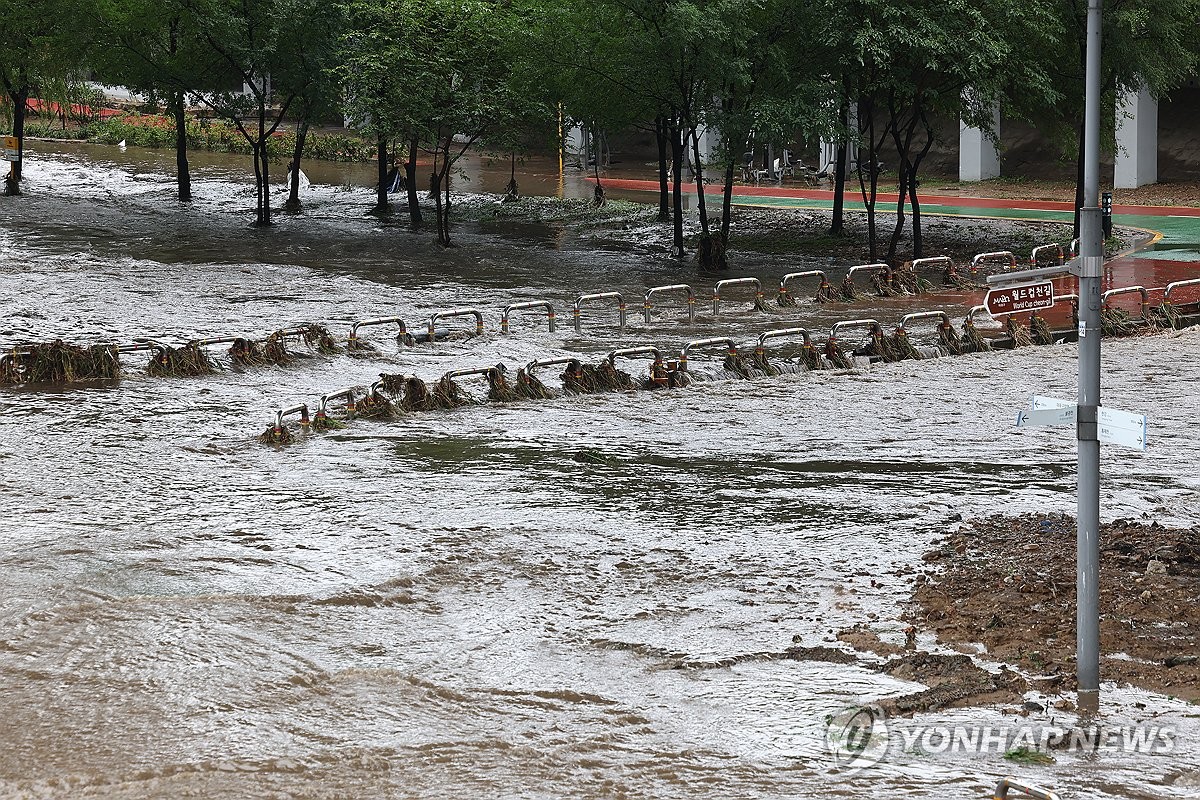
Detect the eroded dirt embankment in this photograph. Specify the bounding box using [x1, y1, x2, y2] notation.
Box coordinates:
[908, 514, 1200, 702]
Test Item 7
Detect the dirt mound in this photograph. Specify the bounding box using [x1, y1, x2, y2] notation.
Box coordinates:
[910, 514, 1200, 701]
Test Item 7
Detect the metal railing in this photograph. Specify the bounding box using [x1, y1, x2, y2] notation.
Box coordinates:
[756, 327, 813, 354]
[993, 777, 1059, 800]
[643, 284, 696, 324]
[910, 256, 952, 274]
[712, 278, 763, 316]
[190, 335, 243, 348]
[501, 301, 556, 334]
[1164, 278, 1200, 305]
[428, 308, 485, 338]
[778, 270, 829, 302]
[526, 356, 581, 376]
[443, 366, 497, 382]
[847, 263, 892, 283]
[1030, 243, 1064, 267]
[829, 319, 883, 341]
[317, 387, 359, 420]
[679, 337, 737, 371]
[971, 251, 1018, 274]
[898, 310, 952, 333]
[271, 403, 310, 435]
[1101, 286, 1149, 316]
[963, 305, 993, 326]
[572, 292, 626, 334]
[116, 341, 168, 360]
[608, 345, 663, 367]
[349, 316, 409, 349]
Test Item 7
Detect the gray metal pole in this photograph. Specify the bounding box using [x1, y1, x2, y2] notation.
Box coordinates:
[1076, 0, 1104, 715]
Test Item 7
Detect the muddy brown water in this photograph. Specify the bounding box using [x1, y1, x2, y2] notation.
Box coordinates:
[1, 143, 1198, 799]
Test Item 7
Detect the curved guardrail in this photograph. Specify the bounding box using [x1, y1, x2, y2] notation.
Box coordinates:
[830, 319, 883, 341]
[1164, 278, 1200, 305]
[526, 356, 581, 376]
[1101, 286, 1149, 316]
[898, 310, 952, 333]
[970, 250, 1017, 274]
[270, 403, 310, 437]
[910, 256, 952, 274]
[679, 337, 737, 371]
[501, 301, 556, 334]
[608, 345, 663, 367]
[428, 308, 485, 338]
[317, 387, 358, 421]
[643, 284, 696, 324]
[572, 292, 626, 334]
[349, 316, 409, 349]
[1030, 243, 1064, 267]
[993, 777, 1059, 800]
[756, 327, 813, 353]
[778, 270, 829, 303]
[712, 278, 763, 316]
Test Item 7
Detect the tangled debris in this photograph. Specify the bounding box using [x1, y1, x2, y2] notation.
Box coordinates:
[1030, 313, 1054, 346]
[0, 341, 120, 385]
[911, 514, 1200, 702]
[147, 343, 217, 377]
[1005, 317, 1034, 348]
[230, 333, 292, 368]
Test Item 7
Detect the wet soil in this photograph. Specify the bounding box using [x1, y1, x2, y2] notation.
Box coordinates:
[465, 196, 1138, 265]
[909, 514, 1200, 703]
[923, 177, 1200, 208]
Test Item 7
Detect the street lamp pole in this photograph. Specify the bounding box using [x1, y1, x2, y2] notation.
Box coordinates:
[1076, 0, 1104, 715]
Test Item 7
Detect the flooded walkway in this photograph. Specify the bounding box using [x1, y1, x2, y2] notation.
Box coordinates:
[1, 145, 1199, 799]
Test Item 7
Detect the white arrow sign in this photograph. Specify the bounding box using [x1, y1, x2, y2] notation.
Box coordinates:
[1098, 407, 1148, 451]
[1032, 395, 1073, 410]
[1017, 406, 1077, 427]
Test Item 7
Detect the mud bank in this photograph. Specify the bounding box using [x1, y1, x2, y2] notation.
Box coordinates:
[463, 195, 1139, 264]
[909, 514, 1200, 703]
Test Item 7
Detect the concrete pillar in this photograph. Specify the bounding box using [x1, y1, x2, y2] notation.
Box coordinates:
[564, 124, 585, 168]
[959, 103, 1000, 181]
[819, 103, 858, 175]
[1114, 85, 1158, 188]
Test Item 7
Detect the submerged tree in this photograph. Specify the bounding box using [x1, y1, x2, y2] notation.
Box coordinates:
[179, 0, 333, 225]
[0, 0, 95, 195]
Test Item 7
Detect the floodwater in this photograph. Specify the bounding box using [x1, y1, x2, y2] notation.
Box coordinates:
[1, 143, 1198, 799]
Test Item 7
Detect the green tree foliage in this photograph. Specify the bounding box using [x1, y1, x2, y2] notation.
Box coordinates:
[0, 0, 97, 194]
[1014, 0, 1200, 233]
[340, 0, 545, 246]
[179, 0, 333, 225]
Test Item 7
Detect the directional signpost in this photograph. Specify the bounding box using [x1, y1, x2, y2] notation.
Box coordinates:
[1015, 396, 1148, 451]
[985, 281, 1055, 316]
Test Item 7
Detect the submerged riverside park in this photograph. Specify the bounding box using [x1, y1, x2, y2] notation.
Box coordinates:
[1, 140, 1199, 798]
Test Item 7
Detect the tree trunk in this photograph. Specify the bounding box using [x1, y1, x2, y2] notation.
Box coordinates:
[656, 116, 670, 222]
[857, 100, 879, 260]
[172, 91, 192, 202]
[406, 135, 422, 227]
[887, 168, 908, 261]
[284, 118, 308, 213]
[670, 123, 685, 260]
[374, 136, 389, 213]
[692, 128, 723, 270]
[909, 119, 936, 258]
[720, 158, 736, 245]
[442, 138, 453, 246]
[830, 90, 851, 236]
[4, 86, 28, 195]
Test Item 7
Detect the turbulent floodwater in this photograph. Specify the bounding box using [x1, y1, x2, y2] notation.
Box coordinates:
[1, 144, 1199, 799]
